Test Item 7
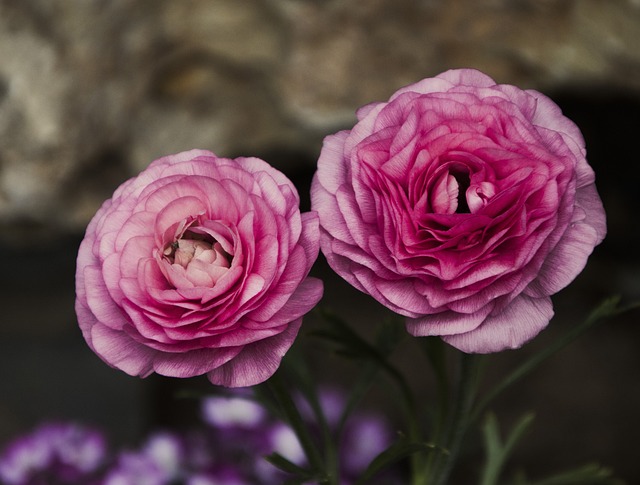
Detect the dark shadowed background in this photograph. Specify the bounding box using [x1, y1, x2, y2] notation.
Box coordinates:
[1, 0, 639, 483]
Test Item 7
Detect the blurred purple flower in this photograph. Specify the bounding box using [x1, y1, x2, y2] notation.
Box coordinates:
[295, 387, 345, 430]
[0, 390, 400, 484]
[267, 422, 306, 466]
[103, 451, 167, 485]
[186, 468, 246, 485]
[0, 422, 106, 485]
[103, 432, 184, 485]
[292, 387, 395, 474]
[341, 414, 394, 476]
[250, 421, 305, 483]
[201, 396, 266, 430]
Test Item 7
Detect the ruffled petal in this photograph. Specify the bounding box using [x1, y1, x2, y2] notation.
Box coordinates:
[443, 295, 553, 353]
[206, 318, 303, 387]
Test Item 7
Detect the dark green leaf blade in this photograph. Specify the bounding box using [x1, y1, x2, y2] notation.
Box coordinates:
[354, 439, 440, 485]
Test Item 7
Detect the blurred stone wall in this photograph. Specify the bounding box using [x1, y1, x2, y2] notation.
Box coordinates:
[1, 0, 640, 242]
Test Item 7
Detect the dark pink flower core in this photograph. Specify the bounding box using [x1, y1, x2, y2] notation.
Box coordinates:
[76, 150, 323, 387]
[311, 69, 606, 353]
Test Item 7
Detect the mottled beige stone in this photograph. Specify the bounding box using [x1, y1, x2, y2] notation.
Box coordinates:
[0, 0, 639, 242]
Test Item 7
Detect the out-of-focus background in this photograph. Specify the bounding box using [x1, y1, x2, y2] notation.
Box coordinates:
[1, 0, 639, 482]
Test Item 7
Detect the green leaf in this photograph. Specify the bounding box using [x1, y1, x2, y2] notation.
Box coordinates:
[264, 452, 315, 477]
[311, 310, 397, 365]
[482, 413, 502, 466]
[314, 309, 417, 437]
[354, 439, 440, 485]
[481, 413, 536, 485]
[501, 413, 535, 459]
[314, 311, 412, 393]
[514, 463, 623, 485]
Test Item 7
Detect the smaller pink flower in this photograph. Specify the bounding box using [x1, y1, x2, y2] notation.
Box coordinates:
[76, 150, 323, 387]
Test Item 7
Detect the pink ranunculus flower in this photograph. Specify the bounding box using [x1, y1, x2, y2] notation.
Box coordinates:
[76, 150, 323, 386]
[311, 69, 606, 353]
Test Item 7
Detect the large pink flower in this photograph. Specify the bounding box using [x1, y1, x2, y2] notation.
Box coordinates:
[311, 69, 606, 353]
[76, 150, 323, 386]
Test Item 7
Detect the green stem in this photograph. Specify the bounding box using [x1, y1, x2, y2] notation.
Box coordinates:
[337, 362, 379, 436]
[283, 353, 340, 484]
[405, 392, 423, 485]
[418, 338, 450, 484]
[413, 297, 637, 484]
[431, 353, 484, 485]
[318, 311, 421, 482]
[471, 297, 637, 423]
[266, 371, 327, 479]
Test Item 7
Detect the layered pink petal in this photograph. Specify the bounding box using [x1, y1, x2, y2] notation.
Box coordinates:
[83, 266, 127, 331]
[151, 346, 244, 378]
[443, 295, 553, 353]
[524, 213, 602, 298]
[91, 324, 156, 377]
[405, 302, 494, 337]
[206, 317, 303, 387]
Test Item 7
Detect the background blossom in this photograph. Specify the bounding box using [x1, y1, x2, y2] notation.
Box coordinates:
[0, 423, 106, 485]
[0, 390, 400, 485]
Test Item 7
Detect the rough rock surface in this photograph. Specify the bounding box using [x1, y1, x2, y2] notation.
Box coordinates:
[1, 0, 640, 242]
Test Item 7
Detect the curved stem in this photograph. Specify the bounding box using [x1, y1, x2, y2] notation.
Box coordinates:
[431, 352, 484, 485]
[471, 297, 637, 423]
[418, 338, 450, 484]
[283, 352, 340, 484]
[266, 371, 326, 478]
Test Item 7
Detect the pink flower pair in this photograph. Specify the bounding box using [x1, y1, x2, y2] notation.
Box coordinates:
[76, 69, 606, 386]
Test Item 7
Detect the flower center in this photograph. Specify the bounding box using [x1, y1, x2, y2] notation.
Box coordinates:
[163, 230, 231, 269]
[451, 169, 471, 214]
[429, 162, 496, 214]
[156, 216, 237, 290]
[430, 165, 471, 214]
